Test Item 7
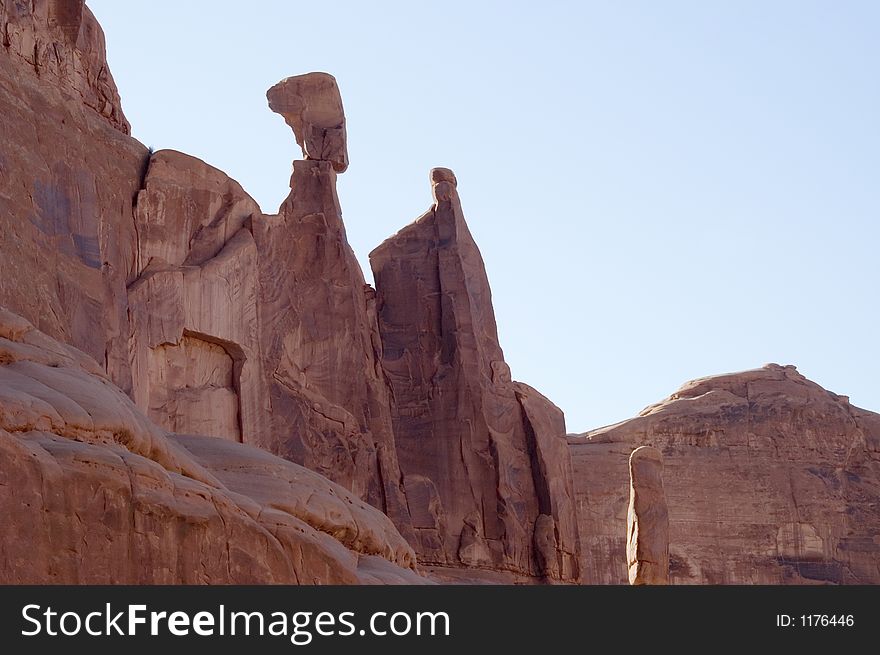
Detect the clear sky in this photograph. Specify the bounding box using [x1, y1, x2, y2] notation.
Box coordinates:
[88, 1, 879, 433]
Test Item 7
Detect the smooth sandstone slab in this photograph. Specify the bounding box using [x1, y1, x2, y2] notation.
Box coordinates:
[0, 307, 420, 584]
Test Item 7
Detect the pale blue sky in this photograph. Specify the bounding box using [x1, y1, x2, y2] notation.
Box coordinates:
[89, 1, 879, 433]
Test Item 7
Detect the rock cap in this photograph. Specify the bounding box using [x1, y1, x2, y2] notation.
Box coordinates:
[267, 72, 348, 173]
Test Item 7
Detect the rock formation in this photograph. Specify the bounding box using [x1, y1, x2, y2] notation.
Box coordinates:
[254, 84, 413, 540]
[0, 308, 420, 584]
[626, 446, 669, 585]
[127, 151, 268, 445]
[0, 0, 415, 584]
[3, 0, 584, 584]
[571, 364, 880, 584]
[370, 169, 581, 581]
[124, 80, 412, 542]
[267, 73, 348, 173]
[0, 0, 145, 399]
[1, 0, 130, 132]
[3, 0, 879, 587]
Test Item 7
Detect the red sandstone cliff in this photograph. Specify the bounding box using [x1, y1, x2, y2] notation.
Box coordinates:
[370, 169, 580, 581]
[1, 1, 878, 586]
[570, 364, 880, 584]
[0, 0, 577, 584]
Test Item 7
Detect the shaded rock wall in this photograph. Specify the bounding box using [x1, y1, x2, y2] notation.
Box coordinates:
[570, 365, 880, 584]
[124, 100, 412, 540]
[252, 157, 411, 538]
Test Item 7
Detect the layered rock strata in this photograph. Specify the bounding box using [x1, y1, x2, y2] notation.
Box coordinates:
[570, 365, 880, 584]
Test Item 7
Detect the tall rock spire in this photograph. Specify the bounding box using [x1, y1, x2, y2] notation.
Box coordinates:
[370, 168, 581, 581]
[252, 73, 413, 540]
[626, 446, 670, 585]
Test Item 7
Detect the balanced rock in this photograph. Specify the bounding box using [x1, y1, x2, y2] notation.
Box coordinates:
[267, 72, 348, 172]
[626, 446, 669, 585]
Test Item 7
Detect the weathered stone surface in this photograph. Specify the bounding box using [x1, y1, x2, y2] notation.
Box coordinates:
[626, 446, 669, 585]
[0, 0, 146, 398]
[9, 3, 879, 588]
[125, 141, 415, 547]
[127, 150, 269, 444]
[132, 150, 261, 275]
[173, 434, 416, 570]
[1, 0, 130, 132]
[267, 72, 348, 173]
[252, 152, 413, 543]
[370, 169, 581, 581]
[0, 307, 420, 584]
[570, 364, 880, 584]
[515, 383, 581, 581]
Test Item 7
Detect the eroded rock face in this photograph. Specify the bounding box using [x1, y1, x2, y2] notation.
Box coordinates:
[0, 307, 420, 584]
[570, 365, 880, 584]
[125, 140, 416, 548]
[127, 151, 268, 445]
[252, 90, 413, 542]
[11, 1, 877, 588]
[1, 0, 129, 133]
[370, 169, 581, 581]
[0, 0, 145, 398]
[267, 72, 348, 173]
[626, 446, 669, 585]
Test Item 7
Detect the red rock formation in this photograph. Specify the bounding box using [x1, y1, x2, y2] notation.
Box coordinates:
[626, 446, 669, 585]
[267, 72, 348, 173]
[6, 1, 878, 588]
[370, 169, 581, 581]
[570, 364, 880, 584]
[1, 0, 585, 583]
[0, 0, 145, 398]
[0, 0, 420, 584]
[0, 308, 421, 584]
[252, 74, 413, 540]
[1, 0, 130, 132]
[252, 159, 391, 504]
[127, 151, 269, 444]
